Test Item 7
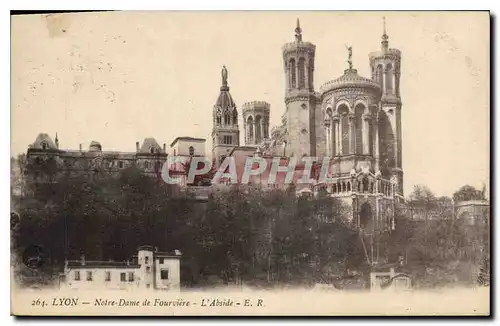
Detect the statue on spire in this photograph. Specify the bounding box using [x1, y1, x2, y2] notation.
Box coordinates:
[221, 65, 228, 87]
[345, 45, 353, 70]
[295, 18, 302, 42]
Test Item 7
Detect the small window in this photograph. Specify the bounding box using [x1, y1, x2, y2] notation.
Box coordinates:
[74, 271, 80, 281]
[105, 271, 111, 282]
[120, 272, 126, 282]
[146, 266, 151, 273]
[223, 135, 232, 145]
[160, 269, 169, 280]
[128, 272, 134, 282]
[146, 284, 151, 288]
[41, 142, 48, 150]
[150, 147, 155, 154]
[86, 271, 92, 281]
[118, 161, 124, 168]
[145, 161, 150, 169]
[159, 258, 164, 264]
[145, 256, 149, 264]
[189, 146, 195, 156]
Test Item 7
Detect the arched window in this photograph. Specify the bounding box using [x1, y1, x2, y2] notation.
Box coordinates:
[189, 146, 194, 156]
[150, 147, 155, 154]
[333, 184, 337, 193]
[338, 104, 350, 155]
[216, 115, 221, 125]
[354, 103, 365, 155]
[289, 58, 296, 88]
[378, 110, 395, 172]
[385, 63, 393, 93]
[347, 182, 351, 192]
[263, 117, 269, 139]
[232, 110, 238, 125]
[376, 64, 383, 88]
[145, 161, 150, 169]
[41, 142, 48, 150]
[224, 112, 231, 125]
[247, 116, 254, 141]
[363, 177, 369, 192]
[298, 58, 306, 89]
[255, 115, 262, 143]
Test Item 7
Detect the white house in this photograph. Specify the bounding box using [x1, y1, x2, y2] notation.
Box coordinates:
[60, 245, 181, 291]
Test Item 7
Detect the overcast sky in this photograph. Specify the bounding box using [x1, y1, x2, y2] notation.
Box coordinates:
[11, 11, 489, 197]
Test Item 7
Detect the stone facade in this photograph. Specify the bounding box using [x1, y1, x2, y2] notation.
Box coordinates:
[25, 133, 169, 183]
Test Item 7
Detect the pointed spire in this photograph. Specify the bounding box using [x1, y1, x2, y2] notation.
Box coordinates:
[295, 18, 302, 42]
[55, 132, 59, 149]
[381, 16, 389, 52]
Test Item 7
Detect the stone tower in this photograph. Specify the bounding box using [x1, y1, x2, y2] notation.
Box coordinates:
[282, 19, 318, 158]
[369, 18, 403, 195]
[242, 101, 270, 146]
[211, 65, 240, 167]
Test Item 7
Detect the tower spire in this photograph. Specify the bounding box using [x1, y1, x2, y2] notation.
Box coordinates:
[295, 18, 302, 42]
[381, 16, 389, 52]
[55, 132, 59, 149]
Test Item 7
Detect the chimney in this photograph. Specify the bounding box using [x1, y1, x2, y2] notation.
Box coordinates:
[163, 143, 166, 153]
[136, 142, 140, 152]
[79, 144, 82, 152]
[80, 254, 85, 266]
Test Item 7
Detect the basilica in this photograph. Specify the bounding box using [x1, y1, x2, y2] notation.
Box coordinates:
[210, 19, 404, 231]
[26, 18, 404, 233]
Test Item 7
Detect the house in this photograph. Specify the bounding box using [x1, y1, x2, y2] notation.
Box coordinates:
[60, 245, 181, 291]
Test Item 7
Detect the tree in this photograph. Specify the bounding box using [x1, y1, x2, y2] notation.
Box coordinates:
[453, 185, 485, 202]
[12, 158, 364, 289]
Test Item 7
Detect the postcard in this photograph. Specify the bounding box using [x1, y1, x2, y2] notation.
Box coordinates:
[10, 10, 490, 316]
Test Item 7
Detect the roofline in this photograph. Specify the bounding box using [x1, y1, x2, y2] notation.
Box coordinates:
[229, 146, 259, 155]
[170, 137, 206, 147]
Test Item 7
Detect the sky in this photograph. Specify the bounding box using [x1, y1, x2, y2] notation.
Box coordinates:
[11, 11, 490, 197]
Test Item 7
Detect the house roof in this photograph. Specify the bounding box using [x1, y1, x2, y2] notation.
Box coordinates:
[31, 133, 57, 150]
[170, 137, 206, 147]
[139, 137, 164, 153]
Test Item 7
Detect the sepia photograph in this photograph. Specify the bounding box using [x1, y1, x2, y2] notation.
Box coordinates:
[9, 10, 490, 316]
